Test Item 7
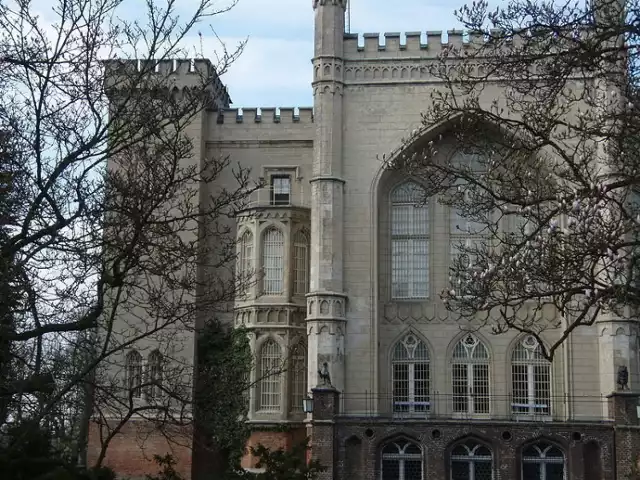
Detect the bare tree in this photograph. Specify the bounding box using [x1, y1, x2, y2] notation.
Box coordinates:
[0, 0, 259, 475]
[393, 0, 637, 359]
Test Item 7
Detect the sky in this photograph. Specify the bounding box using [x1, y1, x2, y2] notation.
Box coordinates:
[194, 0, 466, 108]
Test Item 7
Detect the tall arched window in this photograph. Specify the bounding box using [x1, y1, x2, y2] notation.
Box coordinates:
[293, 230, 310, 295]
[391, 182, 429, 299]
[238, 230, 254, 295]
[147, 350, 163, 400]
[511, 336, 552, 416]
[262, 228, 284, 295]
[381, 439, 423, 480]
[450, 440, 493, 480]
[392, 334, 430, 414]
[522, 442, 565, 480]
[125, 350, 143, 398]
[258, 339, 282, 411]
[452, 334, 490, 415]
[289, 342, 307, 413]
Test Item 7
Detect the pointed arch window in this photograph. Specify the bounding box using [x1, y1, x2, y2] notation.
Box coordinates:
[450, 440, 493, 480]
[258, 339, 282, 411]
[262, 228, 284, 295]
[391, 182, 429, 299]
[147, 350, 163, 400]
[392, 334, 430, 414]
[452, 334, 490, 415]
[238, 230, 254, 295]
[522, 443, 565, 480]
[125, 350, 143, 398]
[381, 439, 423, 480]
[289, 342, 307, 413]
[293, 230, 310, 295]
[511, 336, 552, 416]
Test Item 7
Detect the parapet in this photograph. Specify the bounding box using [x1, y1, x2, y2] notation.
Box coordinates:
[103, 58, 231, 108]
[216, 107, 314, 124]
[343, 30, 499, 60]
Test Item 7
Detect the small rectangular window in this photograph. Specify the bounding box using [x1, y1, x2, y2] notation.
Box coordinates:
[270, 175, 291, 205]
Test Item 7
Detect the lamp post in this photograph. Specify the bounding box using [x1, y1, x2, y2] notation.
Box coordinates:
[302, 394, 313, 414]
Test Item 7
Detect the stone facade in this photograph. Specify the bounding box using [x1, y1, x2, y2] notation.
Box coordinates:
[95, 0, 640, 479]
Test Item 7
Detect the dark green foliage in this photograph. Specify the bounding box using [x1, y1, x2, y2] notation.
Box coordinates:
[194, 319, 252, 474]
[0, 421, 116, 480]
[249, 439, 325, 480]
[145, 454, 185, 480]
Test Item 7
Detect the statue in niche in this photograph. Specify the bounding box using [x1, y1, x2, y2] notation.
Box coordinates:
[618, 365, 629, 390]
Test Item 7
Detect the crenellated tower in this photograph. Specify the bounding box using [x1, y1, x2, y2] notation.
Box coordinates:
[306, 0, 348, 393]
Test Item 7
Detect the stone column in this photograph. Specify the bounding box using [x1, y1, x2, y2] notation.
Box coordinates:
[310, 386, 340, 480]
[307, 0, 348, 392]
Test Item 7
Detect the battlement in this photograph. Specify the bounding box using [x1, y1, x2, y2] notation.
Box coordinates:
[103, 58, 231, 108]
[343, 30, 500, 60]
[216, 107, 314, 124]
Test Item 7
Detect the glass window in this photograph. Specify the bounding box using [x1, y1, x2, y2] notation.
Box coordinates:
[270, 175, 291, 205]
[450, 440, 493, 480]
[147, 350, 163, 400]
[452, 335, 490, 415]
[522, 443, 565, 480]
[125, 350, 143, 398]
[238, 230, 253, 296]
[391, 182, 429, 299]
[392, 334, 430, 415]
[511, 336, 552, 416]
[258, 339, 282, 411]
[293, 230, 310, 295]
[262, 228, 284, 295]
[289, 342, 307, 413]
[381, 439, 423, 480]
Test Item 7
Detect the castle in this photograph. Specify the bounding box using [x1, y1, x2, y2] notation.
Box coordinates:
[92, 1, 640, 479]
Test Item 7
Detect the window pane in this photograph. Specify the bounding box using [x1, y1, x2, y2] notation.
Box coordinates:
[511, 364, 529, 414]
[534, 365, 551, 414]
[393, 364, 409, 411]
[522, 462, 541, 480]
[259, 340, 282, 411]
[451, 460, 470, 480]
[382, 459, 400, 480]
[414, 363, 430, 411]
[473, 364, 490, 413]
[546, 463, 565, 480]
[263, 229, 284, 294]
[474, 460, 493, 480]
[452, 364, 468, 413]
[405, 460, 422, 480]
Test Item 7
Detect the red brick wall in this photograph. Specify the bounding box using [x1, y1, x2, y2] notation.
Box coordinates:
[87, 420, 192, 479]
[240, 427, 308, 469]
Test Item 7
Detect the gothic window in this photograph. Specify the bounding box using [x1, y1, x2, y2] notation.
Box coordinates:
[451, 334, 490, 415]
[522, 443, 565, 480]
[239, 230, 254, 295]
[511, 336, 552, 416]
[147, 350, 163, 400]
[258, 339, 282, 411]
[381, 439, 423, 480]
[289, 342, 307, 413]
[125, 350, 142, 398]
[391, 182, 429, 299]
[392, 334, 430, 414]
[262, 228, 284, 295]
[450, 440, 493, 480]
[270, 175, 291, 205]
[293, 230, 310, 295]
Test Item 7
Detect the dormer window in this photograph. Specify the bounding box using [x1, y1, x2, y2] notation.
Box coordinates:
[271, 175, 291, 205]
